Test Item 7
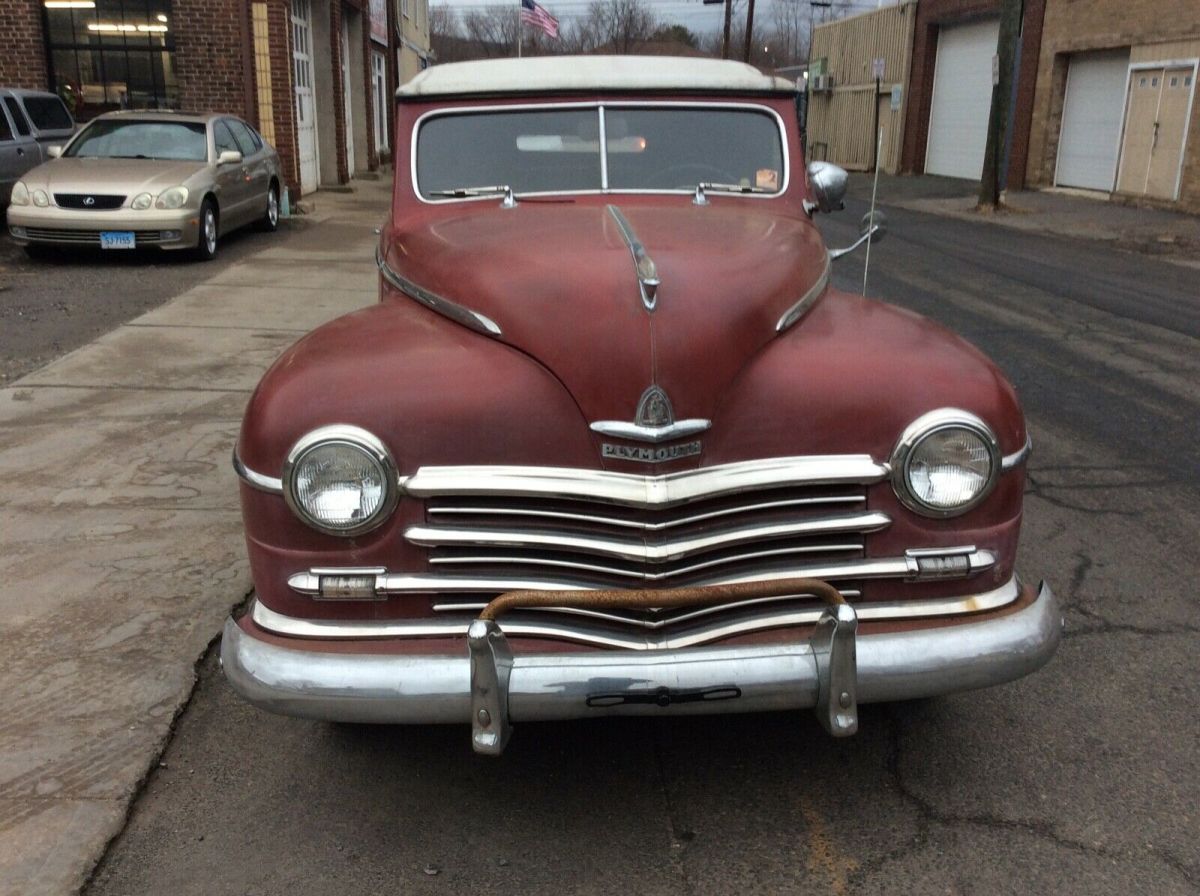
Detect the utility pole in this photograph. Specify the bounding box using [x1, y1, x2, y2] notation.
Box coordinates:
[722, 0, 733, 59]
[742, 0, 756, 63]
[978, 0, 1022, 208]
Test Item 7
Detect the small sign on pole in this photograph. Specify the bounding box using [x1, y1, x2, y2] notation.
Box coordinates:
[890, 84, 902, 111]
[872, 57, 885, 80]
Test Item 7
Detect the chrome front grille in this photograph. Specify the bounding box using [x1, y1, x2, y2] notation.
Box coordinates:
[403, 457, 892, 589]
[54, 193, 126, 210]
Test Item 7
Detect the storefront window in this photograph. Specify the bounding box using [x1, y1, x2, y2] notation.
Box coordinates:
[43, 0, 178, 121]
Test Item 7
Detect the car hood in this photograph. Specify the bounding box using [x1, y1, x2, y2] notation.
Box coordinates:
[384, 200, 828, 426]
[26, 157, 206, 195]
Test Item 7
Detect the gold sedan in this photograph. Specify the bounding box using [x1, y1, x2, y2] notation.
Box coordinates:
[6, 110, 281, 261]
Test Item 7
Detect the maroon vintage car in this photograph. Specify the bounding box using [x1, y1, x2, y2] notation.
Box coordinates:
[224, 56, 1060, 754]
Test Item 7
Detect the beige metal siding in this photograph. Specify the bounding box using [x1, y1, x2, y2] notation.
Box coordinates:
[807, 1, 917, 172]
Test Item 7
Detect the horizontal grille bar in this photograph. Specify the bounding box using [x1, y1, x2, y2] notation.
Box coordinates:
[23, 227, 164, 244]
[403, 456, 889, 509]
[427, 493, 865, 532]
[266, 575, 1019, 649]
[428, 541, 864, 582]
[407, 511, 889, 565]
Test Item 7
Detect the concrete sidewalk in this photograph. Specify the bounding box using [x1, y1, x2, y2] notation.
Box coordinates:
[848, 173, 1199, 266]
[0, 181, 388, 896]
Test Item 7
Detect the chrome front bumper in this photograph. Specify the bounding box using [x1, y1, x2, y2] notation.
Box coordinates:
[221, 580, 1060, 754]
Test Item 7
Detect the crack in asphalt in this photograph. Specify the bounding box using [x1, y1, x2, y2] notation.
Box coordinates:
[1024, 473, 1145, 517]
[651, 722, 696, 896]
[872, 708, 1200, 891]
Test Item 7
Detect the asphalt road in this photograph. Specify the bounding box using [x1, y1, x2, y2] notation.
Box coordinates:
[83, 200, 1200, 895]
[0, 218, 306, 384]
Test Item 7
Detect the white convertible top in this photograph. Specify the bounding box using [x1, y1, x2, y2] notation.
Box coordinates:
[397, 55, 794, 98]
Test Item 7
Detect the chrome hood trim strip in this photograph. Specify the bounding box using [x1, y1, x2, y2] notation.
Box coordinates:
[403, 455, 889, 508]
[257, 575, 1019, 649]
[775, 253, 831, 333]
[376, 247, 502, 337]
[606, 204, 660, 312]
[233, 448, 283, 494]
[287, 549, 997, 595]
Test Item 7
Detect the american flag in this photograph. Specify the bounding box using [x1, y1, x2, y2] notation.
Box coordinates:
[520, 0, 559, 39]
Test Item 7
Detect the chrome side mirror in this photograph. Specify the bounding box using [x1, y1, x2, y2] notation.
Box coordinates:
[46, 145, 63, 159]
[807, 161, 848, 214]
[217, 149, 243, 166]
[830, 211, 889, 260]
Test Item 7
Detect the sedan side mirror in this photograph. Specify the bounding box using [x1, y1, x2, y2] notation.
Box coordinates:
[46, 145, 63, 159]
[807, 161, 848, 214]
[217, 150, 243, 166]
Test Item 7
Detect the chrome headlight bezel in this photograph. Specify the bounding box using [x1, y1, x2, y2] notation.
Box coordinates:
[32, 189, 50, 207]
[281, 425, 400, 537]
[890, 409, 1001, 518]
[131, 192, 153, 210]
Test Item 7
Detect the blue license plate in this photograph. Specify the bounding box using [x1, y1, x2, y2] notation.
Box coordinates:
[99, 231, 135, 249]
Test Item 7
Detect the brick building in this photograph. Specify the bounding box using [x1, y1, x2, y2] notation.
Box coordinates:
[0, 0, 431, 197]
[1023, 0, 1199, 211]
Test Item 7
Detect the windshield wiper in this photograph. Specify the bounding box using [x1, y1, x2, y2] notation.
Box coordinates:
[692, 181, 770, 206]
[430, 184, 517, 208]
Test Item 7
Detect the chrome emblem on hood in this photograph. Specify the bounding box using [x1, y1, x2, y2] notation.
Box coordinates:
[591, 385, 712, 446]
[602, 441, 702, 463]
[636, 385, 673, 428]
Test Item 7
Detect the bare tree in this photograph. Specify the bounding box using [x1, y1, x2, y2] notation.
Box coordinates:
[769, 0, 808, 66]
[460, 6, 520, 57]
[578, 0, 660, 53]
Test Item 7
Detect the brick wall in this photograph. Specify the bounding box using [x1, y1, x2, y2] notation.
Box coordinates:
[175, 0, 252, 116]
[1026, 0, 1200, 210]
[265, 0, 301, 195]
[0, 0, 48, 90]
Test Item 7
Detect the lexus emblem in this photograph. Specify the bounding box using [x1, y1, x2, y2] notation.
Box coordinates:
[83, 196, 96, 206]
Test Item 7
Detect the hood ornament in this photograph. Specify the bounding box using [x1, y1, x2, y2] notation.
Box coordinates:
[591, 385, 711, 445]
[607, 205, 660, 312]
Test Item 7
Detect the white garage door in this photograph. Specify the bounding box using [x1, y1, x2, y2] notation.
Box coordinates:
[1055, 49, 1131, 190]
[925, 18, 1000, 180]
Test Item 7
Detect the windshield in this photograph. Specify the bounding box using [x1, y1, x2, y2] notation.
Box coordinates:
[415, 105, 786, 199]
[65, 120, 208, 161]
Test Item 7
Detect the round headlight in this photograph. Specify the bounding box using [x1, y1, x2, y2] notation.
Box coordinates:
[282, 426, 399, 536]
[155, 186, 189, 209]
[131, 192, 153, 210]
[32, 190, 50, 207]
[891, 410, 1000, 517]
[10, 182, 30, 206]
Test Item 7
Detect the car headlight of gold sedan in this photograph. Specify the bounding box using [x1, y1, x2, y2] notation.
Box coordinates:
[155, 186, 189, 210]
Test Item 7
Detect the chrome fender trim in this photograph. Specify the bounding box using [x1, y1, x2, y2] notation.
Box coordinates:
[221, 580, 1060, 727]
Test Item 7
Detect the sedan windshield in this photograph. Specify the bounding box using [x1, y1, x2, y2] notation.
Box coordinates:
[65, 120, 208, 162]
[416, 106, 785, 198]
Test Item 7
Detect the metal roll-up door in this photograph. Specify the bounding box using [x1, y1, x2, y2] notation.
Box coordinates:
[925, 18, 1000, 180]
[1055, 49, 1130, 191]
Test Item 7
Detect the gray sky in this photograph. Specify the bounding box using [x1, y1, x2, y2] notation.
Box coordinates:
[433, 0, 895, 39]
